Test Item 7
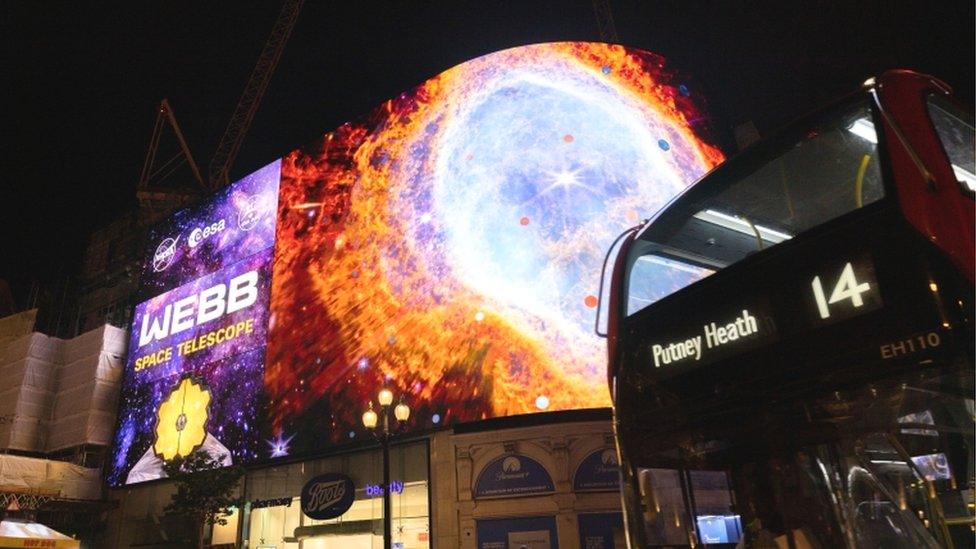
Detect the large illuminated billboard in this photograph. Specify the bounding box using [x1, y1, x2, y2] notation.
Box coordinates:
[109, 42, 723, 485]
[112, 161, 280, 484]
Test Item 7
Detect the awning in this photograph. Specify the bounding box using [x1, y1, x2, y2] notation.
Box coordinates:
[0, 519, 80, 548]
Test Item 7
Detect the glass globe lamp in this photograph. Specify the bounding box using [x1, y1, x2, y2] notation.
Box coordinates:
[378, 388, 394, 407]
[394, 400, 410, 422]
[362, 403, 378, 429]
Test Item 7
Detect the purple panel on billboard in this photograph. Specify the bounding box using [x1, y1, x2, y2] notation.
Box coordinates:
[108, 347, 268, 486]
[139, 159, 280, 298]
[127, 248, 273, 383]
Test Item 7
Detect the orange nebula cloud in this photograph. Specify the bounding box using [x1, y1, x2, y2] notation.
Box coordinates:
[265, 43, 722, 443]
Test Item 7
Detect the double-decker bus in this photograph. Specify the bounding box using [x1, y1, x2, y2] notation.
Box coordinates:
[600, 71, 974, 548]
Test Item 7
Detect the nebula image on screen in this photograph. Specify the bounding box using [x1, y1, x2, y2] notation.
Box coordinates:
[264, 42, 723, 451]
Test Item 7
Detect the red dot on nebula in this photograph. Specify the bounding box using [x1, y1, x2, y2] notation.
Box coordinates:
[563, 134, 574, 143]
[519, 217, 530, 226]
[584, 295, 599, 308]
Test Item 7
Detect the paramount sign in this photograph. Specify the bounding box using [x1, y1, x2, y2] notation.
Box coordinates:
[474, 454, 555, 498]
[573, 448, 621, 492]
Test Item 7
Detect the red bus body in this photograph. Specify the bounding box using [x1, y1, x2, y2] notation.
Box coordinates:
[606, 71, 974, 548]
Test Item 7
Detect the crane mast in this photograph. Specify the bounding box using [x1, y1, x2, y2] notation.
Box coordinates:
[208, 0, 305, 190]
[139, 98, 205, 190]
[592, 0, 619, 43]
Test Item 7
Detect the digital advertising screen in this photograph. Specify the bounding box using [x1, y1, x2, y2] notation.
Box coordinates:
[109, 42, 723, 486]
[110, 161, 280, 485]
[911, 453, 952, 481]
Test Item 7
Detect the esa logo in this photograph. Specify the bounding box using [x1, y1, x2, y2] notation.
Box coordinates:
[188, 219, 226, 248]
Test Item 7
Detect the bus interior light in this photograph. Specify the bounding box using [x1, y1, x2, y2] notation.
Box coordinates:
[637, 255, 716, 275]
[848, 118, 878, 144]
[693, 209, 793, 244]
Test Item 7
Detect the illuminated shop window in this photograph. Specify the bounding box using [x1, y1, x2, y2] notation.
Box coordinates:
[243, 441, 430, 549]
[211, 507, 240, 545]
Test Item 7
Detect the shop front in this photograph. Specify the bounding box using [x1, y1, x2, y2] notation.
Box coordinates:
[105, 414, 625, 548]
[105, 439, 431, 548]
[229, 413, 626, 549]
[452, 413, 625, 549]
[239, 440, 431, 549]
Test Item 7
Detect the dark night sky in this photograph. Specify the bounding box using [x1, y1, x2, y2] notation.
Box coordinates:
[4, 1, 974, 294]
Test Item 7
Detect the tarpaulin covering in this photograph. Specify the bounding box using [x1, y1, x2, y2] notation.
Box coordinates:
[0, 320, 124, 454]
[47, 325, 125, 452]
[0, 333, 61, 453]
[0, 454, 100, 500]
[0, 311, 36, 348]
[0, 519, 79, 548]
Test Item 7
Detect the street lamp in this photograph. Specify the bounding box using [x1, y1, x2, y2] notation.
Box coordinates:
[362, 389, 410, 549]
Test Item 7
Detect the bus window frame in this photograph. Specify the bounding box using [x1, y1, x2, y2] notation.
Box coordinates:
[620, 91, 896, 323]
[923, 92, 975, 199]
[873, 71, 975, 284]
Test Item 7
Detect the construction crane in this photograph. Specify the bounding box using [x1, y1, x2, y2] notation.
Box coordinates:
[208, 0, 305, 190]
[592, 0, 619, 43]
[136, 98, 207, 216]
[138, 99, 205, 190]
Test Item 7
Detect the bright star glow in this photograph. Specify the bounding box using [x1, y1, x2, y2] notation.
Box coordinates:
[543, 168, 586, 195]
[266, 432, 294, 458]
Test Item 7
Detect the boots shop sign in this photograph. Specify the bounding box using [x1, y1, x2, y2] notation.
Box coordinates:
[300, 473, 355, 520]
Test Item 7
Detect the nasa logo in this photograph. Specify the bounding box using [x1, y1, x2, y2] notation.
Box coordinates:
[188, 219, 226, 248]
[238, 194, 263, 231]
[502, 456, 521, 473]
[153, 237, 179, 272]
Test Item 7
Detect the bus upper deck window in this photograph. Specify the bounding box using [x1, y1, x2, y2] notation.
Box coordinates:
[626, 252, 714, 316]
[927, 95, 976, 195]
[625, 101, 885, 316]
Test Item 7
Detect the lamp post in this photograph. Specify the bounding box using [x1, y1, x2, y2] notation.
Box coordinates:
[362, 388, 410, 549]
